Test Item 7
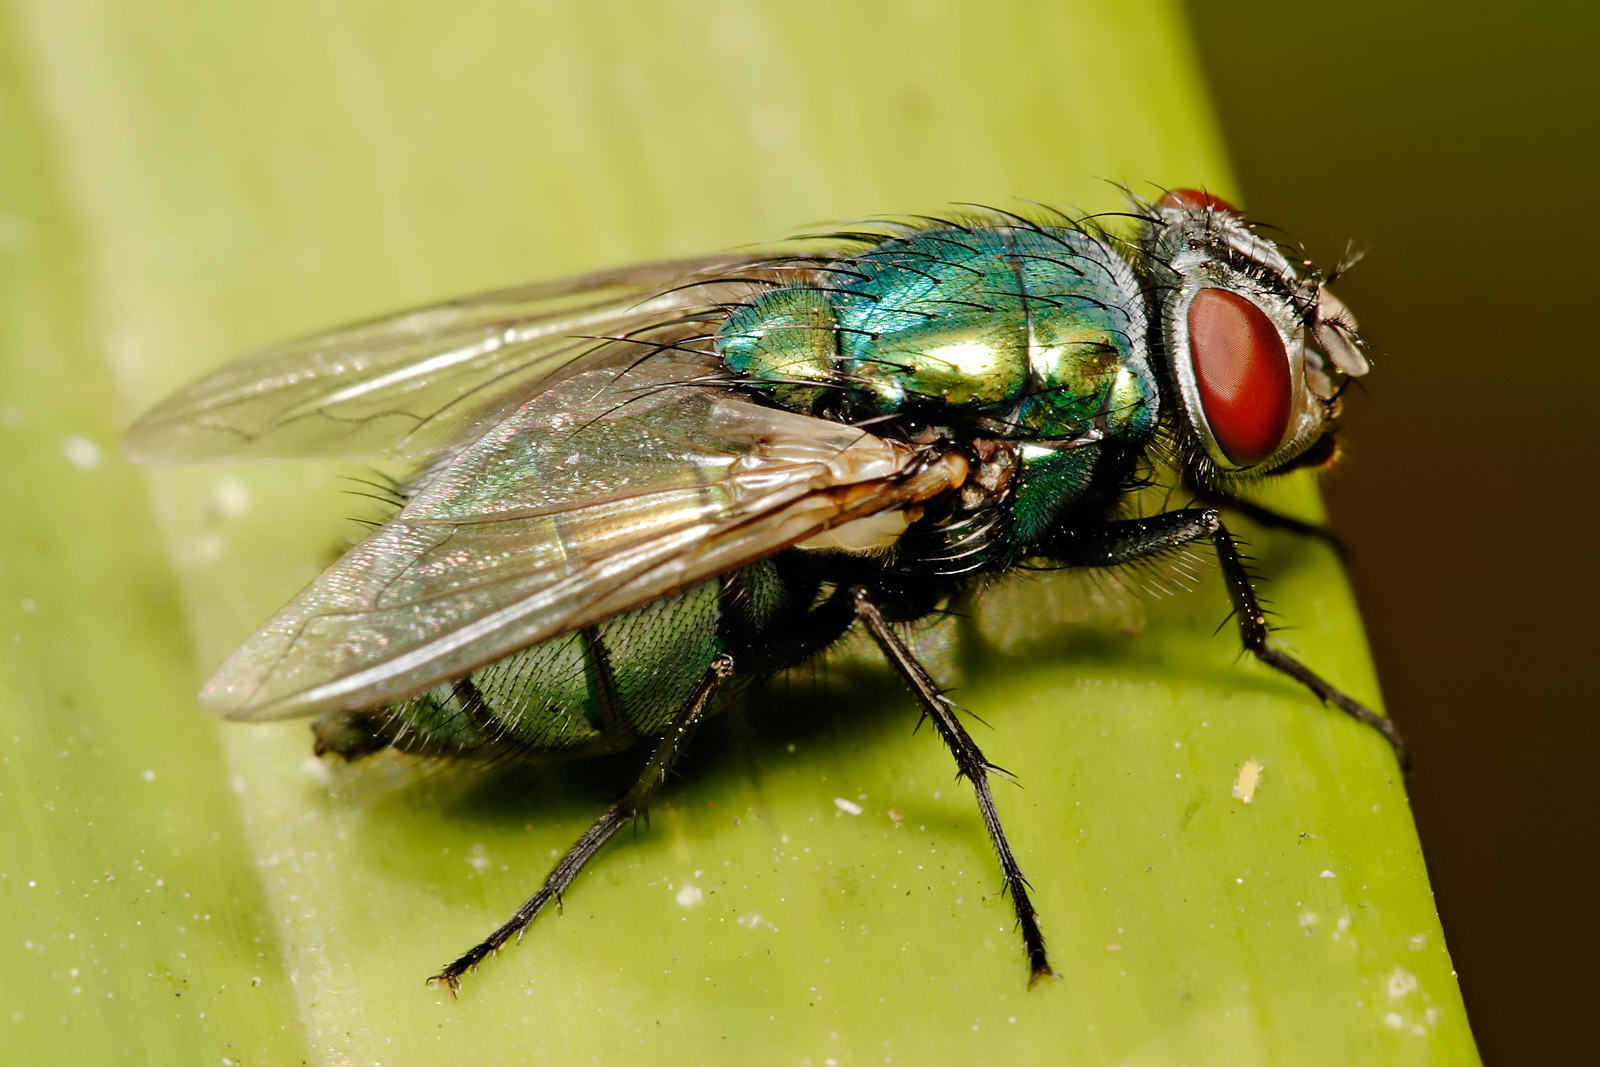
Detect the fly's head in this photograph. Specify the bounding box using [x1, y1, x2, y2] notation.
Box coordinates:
[1138, 188, 1369, 490]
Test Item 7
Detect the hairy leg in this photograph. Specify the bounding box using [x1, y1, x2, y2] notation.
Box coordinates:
[852, 586, 1056, 988]
[429, 653, 735, 994]
[1048, 508, 1404, 765]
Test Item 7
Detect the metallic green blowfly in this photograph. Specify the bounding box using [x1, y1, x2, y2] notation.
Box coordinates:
[125, 189, 1399, 992]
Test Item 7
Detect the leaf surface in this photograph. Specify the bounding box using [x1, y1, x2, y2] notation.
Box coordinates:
[0, 1, 1478, 1063]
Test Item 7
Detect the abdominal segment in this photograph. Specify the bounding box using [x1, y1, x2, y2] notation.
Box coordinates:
[313, 580, 727, 762]
[311, 559, 818, 763]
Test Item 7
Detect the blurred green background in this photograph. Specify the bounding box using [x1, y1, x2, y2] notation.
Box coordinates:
[1184, 1, 1600, 1061]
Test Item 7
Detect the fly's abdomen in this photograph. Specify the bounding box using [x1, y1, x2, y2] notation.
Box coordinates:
[312, 560, 811, 762]
[315, 580, 727, 761]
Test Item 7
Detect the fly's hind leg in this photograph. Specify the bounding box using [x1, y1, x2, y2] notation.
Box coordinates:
[1048, 509, 1405, 766]
[851, 586, 1056, 989]
[428, 652, 735, 994]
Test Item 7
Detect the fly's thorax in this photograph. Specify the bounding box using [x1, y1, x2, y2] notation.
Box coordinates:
[718, 225, 1156, 443]
[1007, 442, 1110, 547]
[714, 287, 841, 411]
[720, 223, 1162, 565]
[1140, 190, 1369, 485]
[948, 435, 1101, 553]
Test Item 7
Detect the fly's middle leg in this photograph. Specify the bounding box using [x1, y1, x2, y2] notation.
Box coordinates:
[851, 585, 1057, 989]
[428, 653, 735, 994]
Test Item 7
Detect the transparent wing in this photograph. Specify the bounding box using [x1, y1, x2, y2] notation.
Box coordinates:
[202, 341, 965, 721]
[124, 253, 791, 462]
[969, 567, 1148, 653]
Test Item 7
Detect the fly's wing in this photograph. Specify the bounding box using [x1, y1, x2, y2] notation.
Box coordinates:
[124, 254, 794, 463]
[971, 481, 1217, 652]
[202, 341, 964, 721]
[969, 567, 1148, 653]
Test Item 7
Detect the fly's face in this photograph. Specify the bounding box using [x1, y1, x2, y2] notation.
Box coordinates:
[1141, 189, 1370, 486]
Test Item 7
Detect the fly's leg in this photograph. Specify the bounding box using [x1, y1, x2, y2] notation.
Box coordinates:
[1046, 509, 1225, 567]
[1192, 485, 1347, 558]
[851, 586, 1056, 989]
[428, 652, 735, 995]
[1049, 509, 1405, 766]
[1209, 519, 1406, 766]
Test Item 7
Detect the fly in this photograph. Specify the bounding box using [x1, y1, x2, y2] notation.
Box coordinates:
[124, 188, 1401, 993]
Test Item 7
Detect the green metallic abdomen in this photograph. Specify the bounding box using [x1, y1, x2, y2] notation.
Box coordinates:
[313, 560, 812, 762]
[389, 579, 725, 758]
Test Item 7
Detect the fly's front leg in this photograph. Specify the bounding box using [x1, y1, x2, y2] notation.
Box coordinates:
[1046, 508, 1223, 567]
[1048, 509, 1404, 766]
[1209, 522, 1406, 766]
[1192, 484, 1347, 559]
[428, 653, 735, 994]
[851, 586, 1056, 989]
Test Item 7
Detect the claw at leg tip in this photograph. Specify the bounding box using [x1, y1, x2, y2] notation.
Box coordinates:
[427, 973, 461, 998]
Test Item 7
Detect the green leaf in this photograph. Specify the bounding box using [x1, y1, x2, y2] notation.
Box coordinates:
[1, 0, 1478, 1063]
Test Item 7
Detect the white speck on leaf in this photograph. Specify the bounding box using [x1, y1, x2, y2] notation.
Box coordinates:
[63, 436, 102, 469]
[211, 477, 251, 519]
[675, 884, 702, 907]
[1232, 759, 1262, 803]
[833, 797, 862, 816]
[1388, 966, 1419, 999]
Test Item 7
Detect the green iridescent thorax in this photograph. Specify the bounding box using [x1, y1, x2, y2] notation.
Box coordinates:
[719, 226, 1158, 542]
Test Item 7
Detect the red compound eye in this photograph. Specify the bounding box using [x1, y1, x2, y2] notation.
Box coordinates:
[1186, 288, 1291, 466]
[1158, 188, 1237, 213]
